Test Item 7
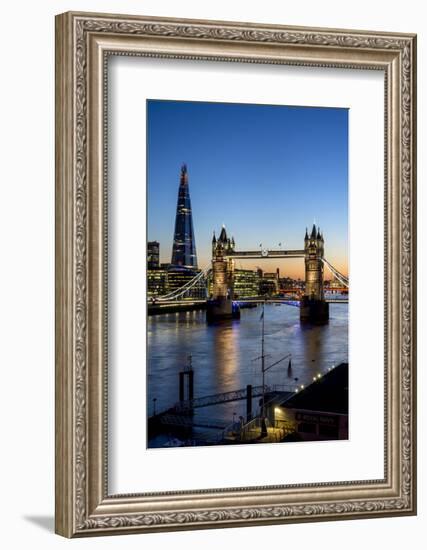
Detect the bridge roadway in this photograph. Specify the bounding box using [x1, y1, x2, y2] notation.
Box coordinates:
[239, 297, 348, 304]
[148, 297, 348, 308]
[226, 249, 305, 259]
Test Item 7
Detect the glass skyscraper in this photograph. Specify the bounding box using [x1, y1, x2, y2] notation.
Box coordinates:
[171, 164, 198, 268]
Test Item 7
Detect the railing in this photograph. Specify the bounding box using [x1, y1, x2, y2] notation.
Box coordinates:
[239, 416, 270, 442]
[166, 415, 296, 445]
[221, 420, 244, 441]
[240, 416, 295, 442]
[271, 419, 296, 437]
[173, 385, 267, 412]
[173, 383, 296, 413]
[268, 384, 299, 394]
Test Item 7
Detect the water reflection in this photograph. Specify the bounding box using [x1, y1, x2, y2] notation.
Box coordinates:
[210, 320, 240, 393]
[147, 303, 348, 426]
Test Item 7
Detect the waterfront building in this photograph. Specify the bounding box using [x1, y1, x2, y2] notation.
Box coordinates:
[329, 277, 344, 291]
[147, 241, 165, 297]
[147, 265, 206, 300]
[268, 363, 348, 441]
[279, 276, 295, 290]
[233, 269, 260, 299]
[147, 241, 160, 269]
[147, 268, 168, 297]
[278, 277, 303, 298]
[259, 279, 278, 296]
[259, 270, 280, 296]
[171, 164, 198, 268]
[263, 269, 280, 280]
[295, 278, 304, 290]
[166, 266, 206, 300]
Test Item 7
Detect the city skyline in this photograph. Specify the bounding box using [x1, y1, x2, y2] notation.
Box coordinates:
[147, 99, 348, 278]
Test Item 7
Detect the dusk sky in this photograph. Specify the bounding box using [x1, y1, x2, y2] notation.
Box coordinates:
[147, 100, 348, 279]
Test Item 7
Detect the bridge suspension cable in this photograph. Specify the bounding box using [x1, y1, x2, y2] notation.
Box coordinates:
[155, 267, 211, 302]
[322, 258, 349, 288]
[152, 259, 347, 302]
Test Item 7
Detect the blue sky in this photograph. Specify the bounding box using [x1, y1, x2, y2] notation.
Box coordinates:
[147, 100, 348, 277]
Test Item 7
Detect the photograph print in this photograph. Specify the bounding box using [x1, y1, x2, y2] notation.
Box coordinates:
[147, 99, 349, 449]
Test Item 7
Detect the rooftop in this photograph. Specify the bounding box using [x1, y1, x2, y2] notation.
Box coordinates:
[279, 362, 348, 415]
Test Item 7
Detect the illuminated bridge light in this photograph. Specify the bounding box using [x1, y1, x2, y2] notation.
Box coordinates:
[149, 229, 348, 309]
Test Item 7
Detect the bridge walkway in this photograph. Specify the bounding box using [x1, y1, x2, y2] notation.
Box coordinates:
[172, 384, 294, 412]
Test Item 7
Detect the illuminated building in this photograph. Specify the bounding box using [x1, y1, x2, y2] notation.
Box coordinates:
[268, 363, 348, 441]
[304, 224, 325, 300]
[166, 266, 206, 300]
[147, 241, 165, 296]
[300, 224, 329, 324]
[147, 241, 160, 269]
[260, 269, 280, 296]
[171, 164, 198, 268]
[147, 268, 167, 297]
[207, 226, 240, 320]
[147, 264, 206, 300]
[233, 269, 260, 299]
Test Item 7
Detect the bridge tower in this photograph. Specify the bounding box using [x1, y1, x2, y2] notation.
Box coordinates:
[300, 224, 329, 324]
[207, 226, 240, 322]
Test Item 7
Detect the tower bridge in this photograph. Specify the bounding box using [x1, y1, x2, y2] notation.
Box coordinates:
[208, 224, 331, 324]
[150, 165, 347, 324]
[152, 165, 349, 323]
[152, 223, 348, 325]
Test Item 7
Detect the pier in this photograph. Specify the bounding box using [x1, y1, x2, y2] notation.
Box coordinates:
[148, 362, 348, 447]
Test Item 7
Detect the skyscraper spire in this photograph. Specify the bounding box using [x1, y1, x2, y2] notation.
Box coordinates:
[171, 164, 198, 268]
[180, 163, 188, 184]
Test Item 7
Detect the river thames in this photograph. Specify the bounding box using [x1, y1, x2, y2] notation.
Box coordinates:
[147, 303, 348, 445]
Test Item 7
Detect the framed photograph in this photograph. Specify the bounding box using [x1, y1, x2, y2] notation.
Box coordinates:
[55, 12, 417, 537]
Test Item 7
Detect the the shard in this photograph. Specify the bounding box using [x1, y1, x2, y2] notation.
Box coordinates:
[171, 164, 198, 268]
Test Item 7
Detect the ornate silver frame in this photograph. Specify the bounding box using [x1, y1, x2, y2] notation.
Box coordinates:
[55, 11, 417, 537]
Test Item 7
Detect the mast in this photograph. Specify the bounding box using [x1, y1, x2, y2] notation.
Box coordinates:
[256, 302, 291, 419]
[261, 301, 265, 416]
